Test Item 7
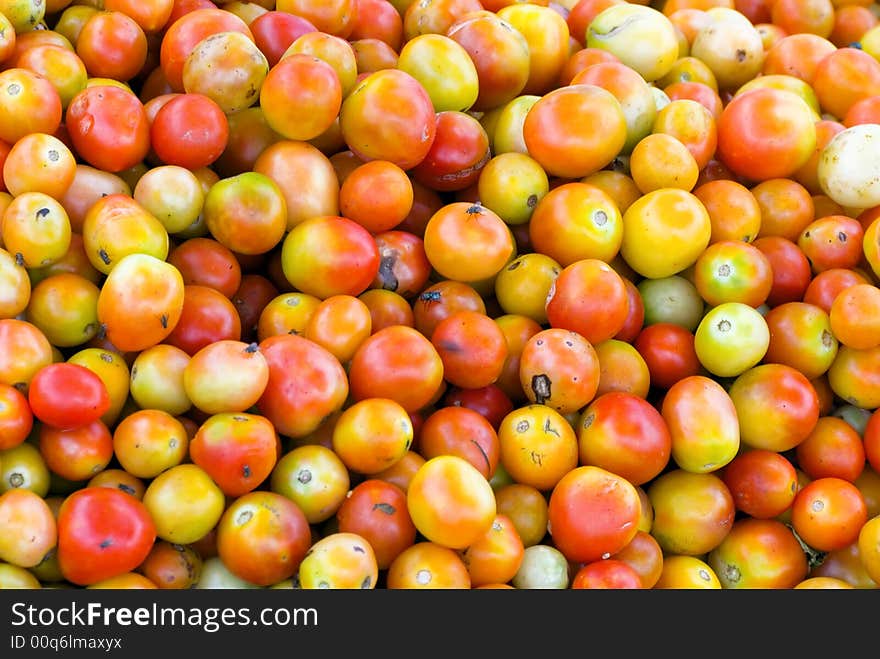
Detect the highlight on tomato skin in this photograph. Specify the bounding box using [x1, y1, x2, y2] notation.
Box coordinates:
[5, 0, 880, 594]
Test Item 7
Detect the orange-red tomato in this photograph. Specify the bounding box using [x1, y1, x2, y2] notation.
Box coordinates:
[547, 465, 641, 564]
[791, 477, 868, 553]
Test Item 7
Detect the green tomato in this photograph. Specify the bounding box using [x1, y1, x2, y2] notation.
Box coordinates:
[638, 274, 705, 331]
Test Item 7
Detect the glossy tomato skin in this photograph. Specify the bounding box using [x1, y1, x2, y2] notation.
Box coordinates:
[547, 465, 641, 564]
[28, 363, 110, 431]
[56, 486, 156, 586]
[336, 478, 417, 570]
[65, 84, 151, 173]
[256, 333, 349, 439]
[151, 92, 229, 171]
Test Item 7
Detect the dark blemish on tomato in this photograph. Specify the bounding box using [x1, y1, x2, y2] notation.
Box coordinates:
[35, 207, 50, 219]
[242, 464, 251, 478]
[297, 469, 311, 484]
[507, 260, 521, 271]
[531, 374, 552, 405]
[361, 576, 372, 589]
[838, 231, 847, 243]
[353, 545, 365, 554]
[160, 314, 168, 328]
[516, 419, 529, 433]
[233, 415, 248, 422]
[14, 252, 24, 266]
[117, 483, 135, 495]
[98, 249, 111, 266]
[470, 439, 490, 473]
[373, 502, 396, 515]
[245, 342, 259, 353]
[527, 194, 538, 208]
[543, 418, 560, 437]
[438, 340, 462, 353]
[378, 253, 399, 291]
[736, 49, 746, 62]
[99, 538, 113, 549]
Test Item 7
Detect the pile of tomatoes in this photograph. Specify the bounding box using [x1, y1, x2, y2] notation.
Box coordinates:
[2, 0, 880, 591]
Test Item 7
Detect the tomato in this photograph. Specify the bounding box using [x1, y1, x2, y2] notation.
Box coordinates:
[139, 540, 201, 590]
[571, 559, 643, 589]
[545, 258, 629, 346]
[633, 322, 701, 390]
[407, 455, 496, 550]
[348, 324, 444, 414]
[653, 554, 722, 589]
[189, 412, 279, 497]
[648, 468, 735, 556]
[111, 409, 188, 479]
[857, 515, 880, 586]
[791, 476, 868, 553]
[386, 541, 471, 589]
[0, 383, 32, 451]
[257, 333, 349, 439]
[3, 131, 76, 201]
[335, 479, 416, 570]
[609, 529, 664, 589]
[721, 449, 799, 519]
[39, 419, 114, 482]
[518, 328, 600, 416]
[796, 416, 866, 483]
[827, 344, 880, 410]
[81, 193, 169, 276]
[27, 362, 110, 431]
[0, 67, 62, 145]
[332, 397, 412, 475]
[281, 215, 380, 299]
[142, 463, 225, 545]
[620, 187, 712, 280]
[419, 405, 500, 480]
[65, 84, 150, 173]
[0, 442, 50, 497]
[0, 488, 56, 568]
[577, 392, 671, 485]
[547, 465, 640, 564]
[661, 374, 740, 474]
[413, 279, 486, 338]
[729, 363, 821, 453]
[763, 301, 839, 381]
[2, 191, 71, 269]
[708, 517, 809, 589]
[694, 301, 770, 378]
[298, 531, 379, 589]
[753, 235, 813, 307]
[164, 284, 242, 357]
[216, 490, 311, 587]
[412, 110, 490, 192]
[56, 486, 156, 586]
[150, 92, 228, 171]
[96, 253, 185, 353]
[593, 339, 651, 400]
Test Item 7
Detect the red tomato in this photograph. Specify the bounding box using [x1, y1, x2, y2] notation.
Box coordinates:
[547, 465, 641, 564]
[545, 258, 629, 345]
[56, 486, 156, 586]
[65, 84, 151, 173]
[150, 92, 229, 170]
[571, 559, 643, 589]
[336, 479, 417, 570]
[0, 383, 33, 451]
[633, 322, 701, 391]
[28, 362, 110, 431]
[189, 412, 280, 497]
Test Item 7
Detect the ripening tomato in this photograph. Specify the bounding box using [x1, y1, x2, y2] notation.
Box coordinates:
[545, 258, 629, 346]
[518, 328, 600, 416]
[142, 463, 225, 545]
[577, 392, 671, 485]
[791, 477, 868, 553]
[729, 363, 820, 452]
[721, 449, 799, 520]
[648, 468, 735, 556]
[280, 215, 380, 299]
[65, 84, 150, 173]
[707, 517, 809, 589]
[348, 324, 444, 414]
[56, 486, 156, 586]
[419, 405, 500, 480]
[96, 253, 185, 353]
[0, 67, 62, 145]
[431, 310, 508, 391]
[661, 375, 740, 474]
[151, 92, 229, 171]
[298, 531, 379, 590]
[336, 479, 416, 570]
[332, 397, 413, 475]
[633, 322, 701, 390]
[217, 490, 312, 587]
[39, 419, 114, 482]
[547, 465, 641, 564]
[0, 383, 32, 451]
[189, 412, 280, 497]
[386, 541, 471, 589]
[257, 333, 349, 439]
[0, 488, 56, 569]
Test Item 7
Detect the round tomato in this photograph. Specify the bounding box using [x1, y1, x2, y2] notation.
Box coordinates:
[56, 486, 156, 586]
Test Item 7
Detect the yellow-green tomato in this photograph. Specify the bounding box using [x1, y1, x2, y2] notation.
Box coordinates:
[694, 302, 770, 378]
[586, 4, 679, 83]
[477, 152, 549, 226]
[270, 444, 350, 524]
[492, 94, 541, 155]
[396, 33, 479, 113]
[494, 252, 561, 325]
